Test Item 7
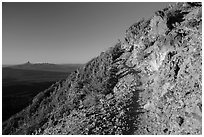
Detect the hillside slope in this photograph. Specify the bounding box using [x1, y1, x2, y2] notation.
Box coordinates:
[2, 2, 202, 135]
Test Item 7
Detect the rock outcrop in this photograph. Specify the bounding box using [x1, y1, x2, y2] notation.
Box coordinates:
[2, 2, 202, 135]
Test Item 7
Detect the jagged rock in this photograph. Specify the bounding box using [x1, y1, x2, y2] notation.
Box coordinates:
[149, 15, 168, 37]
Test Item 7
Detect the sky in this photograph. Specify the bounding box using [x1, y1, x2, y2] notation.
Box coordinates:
[2, 2, 174, 64]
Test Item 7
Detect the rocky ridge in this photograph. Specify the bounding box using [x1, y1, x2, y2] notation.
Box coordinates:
[2, 2, 202, 135]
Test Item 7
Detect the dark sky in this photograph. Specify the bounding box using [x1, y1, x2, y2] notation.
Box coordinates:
[2, 2, 174, 64]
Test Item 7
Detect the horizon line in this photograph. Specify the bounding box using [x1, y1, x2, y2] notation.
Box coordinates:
[2, 62, 84, 65]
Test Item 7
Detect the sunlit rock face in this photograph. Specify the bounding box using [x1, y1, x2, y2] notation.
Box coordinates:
[124, 2, 202, 134]
[2, 2, 202, 135]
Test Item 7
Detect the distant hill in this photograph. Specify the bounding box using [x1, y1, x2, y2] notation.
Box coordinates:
[2, 64, 13, 67]
[2, 64, 81, 122]
[3, 68, 69, 84]
[7, 62, 82, 73]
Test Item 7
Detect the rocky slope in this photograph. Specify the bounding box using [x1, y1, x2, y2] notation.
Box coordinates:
[2, 2, 202, 135]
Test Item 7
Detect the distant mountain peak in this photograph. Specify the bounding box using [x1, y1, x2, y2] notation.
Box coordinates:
[24, 61, 32, 65]
[26, 61, 31, 64]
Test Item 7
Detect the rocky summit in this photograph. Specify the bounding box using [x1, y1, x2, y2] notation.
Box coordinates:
[2, 2, 202, 135]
